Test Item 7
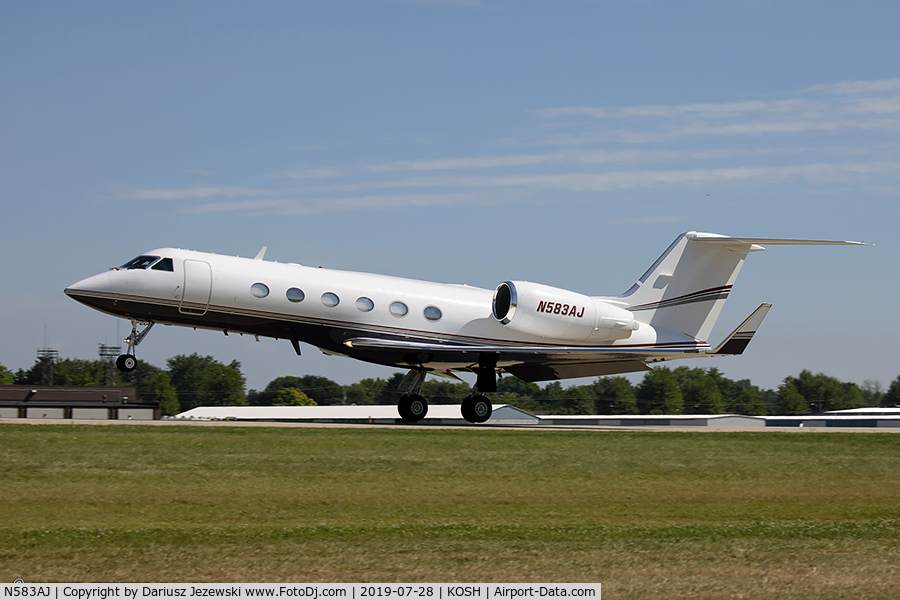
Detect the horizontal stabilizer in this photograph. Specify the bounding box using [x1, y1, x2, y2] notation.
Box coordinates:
[690, 233, 870, 247]
[711, 303, 772, 355]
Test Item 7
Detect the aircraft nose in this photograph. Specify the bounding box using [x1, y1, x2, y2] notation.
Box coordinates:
[64, 271, 115, 305]
[66, 271, 111, 293]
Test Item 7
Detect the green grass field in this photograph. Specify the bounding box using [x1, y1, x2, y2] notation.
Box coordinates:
[1, 423, 899, 598]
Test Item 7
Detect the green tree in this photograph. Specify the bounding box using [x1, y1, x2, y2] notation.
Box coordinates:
[728, 387, 767, 415]
[495, 376, 544, 412]
[783, 370, 866, 413]
[52, 358, 108, 386]
[118, 359, 161, 387]
[539, 381, 566, 413]
[421, 380, 471, 404]
[273, 388, 317, 406]
[497, 376, 541, 398]
[637, 367, 683, 415]
[841, 383, 867, 411]
[377, 373, 407, 404]
[860, 380, 884, 407]
[776, 381, 809, 415]
[881, 376, 900, 408]
[674, 367, 725, 414]
[0, 363, 13, 385]
[140, 371, 180, 416]
[15, 358, 110, 386]
[554, 385, 594, 415]
[258, 375, 343, 405]
[167, 353, 247, 412]
[591, 377, 638, 414]
[344, 378, 387, 405]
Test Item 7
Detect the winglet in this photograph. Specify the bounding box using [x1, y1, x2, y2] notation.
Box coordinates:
[711, 303, 772, 355]
[254, 246, 268, 260]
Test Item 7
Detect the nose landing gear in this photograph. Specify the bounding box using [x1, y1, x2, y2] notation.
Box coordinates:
[116, 320, 154, 372]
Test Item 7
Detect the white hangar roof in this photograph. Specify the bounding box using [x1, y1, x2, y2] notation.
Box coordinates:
[174, 404, 539, 425]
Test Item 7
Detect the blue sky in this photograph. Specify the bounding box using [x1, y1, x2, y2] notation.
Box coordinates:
[2, 1, 897, 393]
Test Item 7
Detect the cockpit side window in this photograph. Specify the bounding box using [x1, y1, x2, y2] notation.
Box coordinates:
[121, 255, 160, 270]
[151, 257, 174, 272]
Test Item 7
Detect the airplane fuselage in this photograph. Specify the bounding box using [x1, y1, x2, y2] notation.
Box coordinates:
[65, 247, 669, 376]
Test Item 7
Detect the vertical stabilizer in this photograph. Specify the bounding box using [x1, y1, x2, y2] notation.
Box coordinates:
[616, 232, 867, 342]
[617, 232, 759, 342]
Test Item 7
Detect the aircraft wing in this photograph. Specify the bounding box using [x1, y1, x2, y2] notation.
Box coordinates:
[342, 302, 773, 381]
[342, 336, 704, 381]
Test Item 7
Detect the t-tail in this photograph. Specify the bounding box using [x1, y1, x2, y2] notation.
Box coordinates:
[615, 232, 868, 344]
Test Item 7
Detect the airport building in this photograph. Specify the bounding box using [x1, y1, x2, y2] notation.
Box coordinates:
[0, 385, 159, 420]
[174, 404, 540, 426]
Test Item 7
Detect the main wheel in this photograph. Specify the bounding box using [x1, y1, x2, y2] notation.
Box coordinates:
[116, 354, 137, 372]
[398, 394, 428, 422]
[462, 395, 492, 423]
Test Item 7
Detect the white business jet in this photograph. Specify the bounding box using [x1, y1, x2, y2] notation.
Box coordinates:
[65, 232, 865, 423]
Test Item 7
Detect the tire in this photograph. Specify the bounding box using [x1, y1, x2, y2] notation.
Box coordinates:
[398, 394, 428, 422]
[116, 355, 137, 372]
[461, 395, 492, 423]
[471, 395, 493, 423]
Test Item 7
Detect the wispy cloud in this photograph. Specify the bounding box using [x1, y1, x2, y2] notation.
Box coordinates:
[128, 186, 273, 200]
[179, 199, 297, 214]
[805, 78, 900, 95]
[119, 77, 900, 216]
[846, 97, 900, 114]
[365, 154, 550, 172]
[283, 167, 343, 179]
[181, 192, 487, 215]
[536, 99, 814, 120]
[172, 160, 899, 217]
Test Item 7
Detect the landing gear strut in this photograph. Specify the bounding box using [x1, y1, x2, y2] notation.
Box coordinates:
[395, 354, 498, 424]
[397, 369, 429, 422]
[116, 320, 154, 373]
[461, 353, 496, 423]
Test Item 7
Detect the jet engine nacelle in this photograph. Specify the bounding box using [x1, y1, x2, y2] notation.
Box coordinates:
[492, 280, 639, 342]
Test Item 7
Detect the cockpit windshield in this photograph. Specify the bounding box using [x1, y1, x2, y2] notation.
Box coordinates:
[121, 255, 160, 270]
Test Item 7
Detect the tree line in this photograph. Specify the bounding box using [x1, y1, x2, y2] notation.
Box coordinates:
[3, 355, 898, 417]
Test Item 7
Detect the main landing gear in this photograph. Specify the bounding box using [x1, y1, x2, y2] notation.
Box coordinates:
[397, 357, 496, 424]
[115, 320, 154, 373]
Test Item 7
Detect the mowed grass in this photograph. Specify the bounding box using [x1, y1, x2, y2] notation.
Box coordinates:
[2, 423, 900, 598]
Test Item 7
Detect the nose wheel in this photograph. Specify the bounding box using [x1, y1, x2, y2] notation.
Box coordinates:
[116, 354, 138, 372]
[116, 320, 154, 372]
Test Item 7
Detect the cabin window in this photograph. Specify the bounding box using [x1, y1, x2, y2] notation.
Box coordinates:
[389, 301, 408, 317]
[151, 258, 174, 272]
[424, 306, 443, 322]
[286, 288, 305, 303]
[251, 283, 270, 298]
[322, 292, 340, 307]
[356, 297, 374, 312]
[121, 255, 159, 270]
